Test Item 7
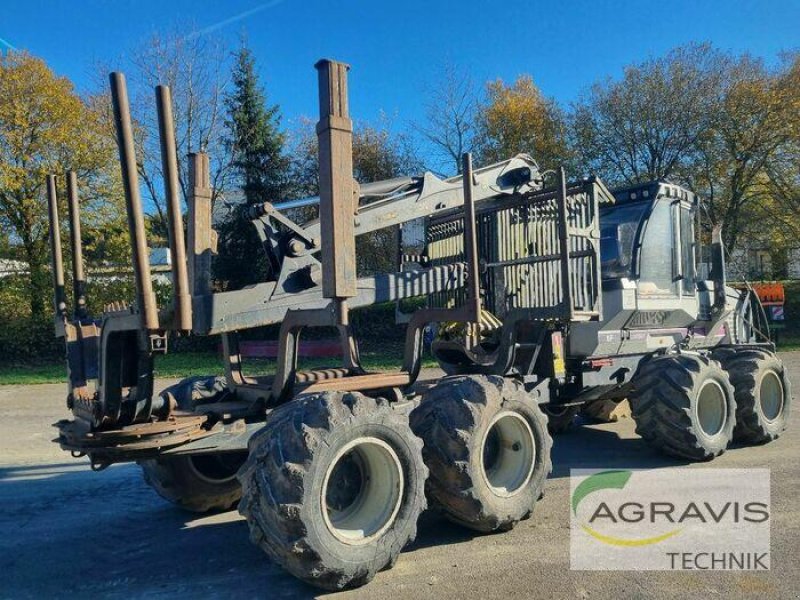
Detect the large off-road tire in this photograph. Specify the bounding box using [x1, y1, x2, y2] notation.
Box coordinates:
[141, 453, 246, 512]
[543, 403, 580, 433]
[713, 348, 791, 444]
[410, 375, 552, 533]
[238, 391, 427, 591]
[140, 376, 246, 513]
[630, 354, 736, 461]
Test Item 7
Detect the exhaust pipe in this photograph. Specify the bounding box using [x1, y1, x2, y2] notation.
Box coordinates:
[65, 171, 87, 319]
[46, 174, 67, 318]
[155, 85, 192, 331]
[109, 72, 159, 331]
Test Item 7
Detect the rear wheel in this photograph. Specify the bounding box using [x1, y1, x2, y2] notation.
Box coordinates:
[714, 348, 791, 444]
[140, 376, 246, 512]
[410, 375, 552, 532]
[630, 354, 735, 461]
[238, 391, 426, 591]
[141, 453, 246, 513]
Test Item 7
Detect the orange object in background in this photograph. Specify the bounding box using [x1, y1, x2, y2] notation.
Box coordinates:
[752, 281, 785, 306]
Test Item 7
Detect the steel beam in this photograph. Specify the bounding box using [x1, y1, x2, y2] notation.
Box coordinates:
[65, 171, 87, 318]
[156, 85, 192, 331]
[462, 153, 481, 323]
[315, 59, 356, 300]
[46, 174, 67, 318]
[109, 72, 159, 331]
[557, 167, 574, 320]
[188, 152, 215, 298]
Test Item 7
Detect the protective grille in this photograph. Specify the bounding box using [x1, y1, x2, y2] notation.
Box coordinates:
[426, 178, 612, 321]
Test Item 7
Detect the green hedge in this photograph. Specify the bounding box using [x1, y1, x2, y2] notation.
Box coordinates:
[0, 286, 410, 366]
[5, 278, 799, 367]
[168, 300, 408, 354]
[0, 318, 63, 365]
[0, 274, 170, 365]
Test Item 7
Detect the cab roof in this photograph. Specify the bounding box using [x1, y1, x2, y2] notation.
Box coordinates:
[610, 180, 697, 207]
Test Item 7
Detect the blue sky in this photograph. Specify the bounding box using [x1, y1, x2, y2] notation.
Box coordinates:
[3, 0, 799, 133]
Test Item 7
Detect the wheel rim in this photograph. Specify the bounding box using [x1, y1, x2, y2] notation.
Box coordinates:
[321, 437, 404, 545]
[759, 370, 784, 422]
[696, 380, 727, 436]
[187, 452, 246, 484]
[481, 411, 536, 497]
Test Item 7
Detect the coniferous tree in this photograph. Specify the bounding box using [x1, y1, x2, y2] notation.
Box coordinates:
[226, 44, 289, 204]
[216, 43, 290, 288]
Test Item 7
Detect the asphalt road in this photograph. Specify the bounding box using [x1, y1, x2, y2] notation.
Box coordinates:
[1, 357, 798, 600]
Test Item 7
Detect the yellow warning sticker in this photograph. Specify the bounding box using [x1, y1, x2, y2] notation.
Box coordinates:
[552, 331, 566, 378]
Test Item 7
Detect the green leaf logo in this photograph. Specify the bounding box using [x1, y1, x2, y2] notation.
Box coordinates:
[571, 470, 682, 546]
[571, 470, 632, 516]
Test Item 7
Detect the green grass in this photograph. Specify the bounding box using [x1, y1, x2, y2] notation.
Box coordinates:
[0, 345, 437, 386]
[5, 285, 800, 386]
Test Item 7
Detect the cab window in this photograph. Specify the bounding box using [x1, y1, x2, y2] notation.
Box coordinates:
[599, 202, 647, 280]
[637, 199, 677, 295]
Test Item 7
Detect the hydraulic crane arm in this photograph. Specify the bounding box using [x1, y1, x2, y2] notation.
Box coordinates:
[240, 154, 543, 282]
[297, 154, 543, 241]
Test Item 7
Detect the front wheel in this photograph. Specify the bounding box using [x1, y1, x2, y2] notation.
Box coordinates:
[410, 375, 552, 532]
[630, 354, 736, 461]
[237, 391, 427, 591]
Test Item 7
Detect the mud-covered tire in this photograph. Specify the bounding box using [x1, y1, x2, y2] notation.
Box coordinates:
[237, 391, 427, 591]
[713, 348, 791, 444]
[630, 354, 736, 461]
[543, 404, 580, 433]
[140, 376, 246, 513]
[141, 454, 245, 512]
[410, 375, 552, 533]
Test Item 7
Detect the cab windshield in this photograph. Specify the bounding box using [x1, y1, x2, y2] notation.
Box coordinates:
[600, 201, 649, 279]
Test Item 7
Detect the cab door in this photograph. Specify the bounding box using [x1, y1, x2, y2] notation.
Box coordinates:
[624, 196, 698, 352]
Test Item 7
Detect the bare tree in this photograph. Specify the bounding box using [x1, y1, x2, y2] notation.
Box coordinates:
[571, 43, 724, 185]
[289, 116, 422, 275]
[416, 64, 478, 174]
[125, 29, 234, 239]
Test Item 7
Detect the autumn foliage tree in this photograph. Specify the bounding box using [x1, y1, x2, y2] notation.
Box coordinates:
[690, 52, 800, 252]
[572, 43, 800, 255]
[572, 44, 723, 186]
[476, 75, 570, 171]
[0, 51, 121, 320]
